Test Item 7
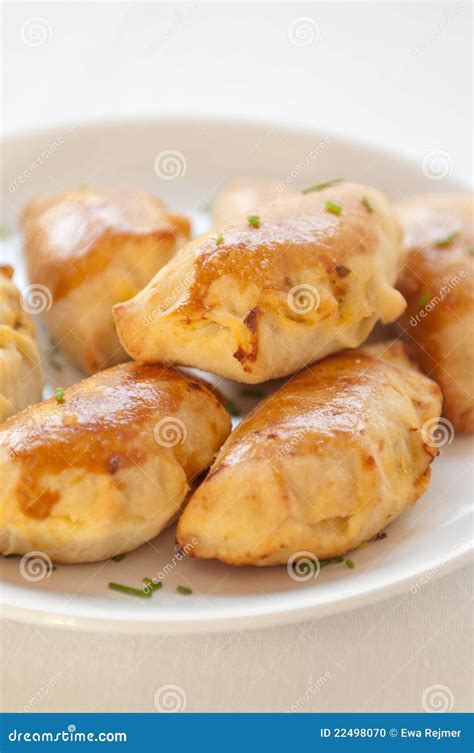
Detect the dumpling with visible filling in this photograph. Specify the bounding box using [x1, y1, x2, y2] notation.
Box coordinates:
[114, 182, 406, 383]
[177, 341, 442, 566]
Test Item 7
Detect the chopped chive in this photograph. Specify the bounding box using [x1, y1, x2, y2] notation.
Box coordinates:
[319, 556, 344, 568]
[108, 582, 152, 598]
[177, 585, 192, 595]
[435, 230, 459, 248]
[215, 233, 224, 246]
[361, 196, 374, 213]
[143, 577, 162, 591]
[302, 178, 343, 194]
[240, 388, 265, 399]
[355, 540, 369, 550]
[4, 553, 20, 558]
[226, 400, 241, 417]
[110, 553, 127, 562]
[345, 559, 355, 570]
[55, 387, 65, 403]
[325, 201, 343, 216]
[247, 214, 261, 228]
[418, 292, 432, 309]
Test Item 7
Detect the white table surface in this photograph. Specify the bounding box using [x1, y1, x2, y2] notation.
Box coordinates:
[1, 1, 472, 713]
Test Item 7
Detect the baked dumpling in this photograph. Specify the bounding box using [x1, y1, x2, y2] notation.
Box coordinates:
[177, 341, 442, 566]
[0, 266, 43, 423]
[212, 179, 292, 226]
[396, 194, 474, 433]
[22, 187, 191, 374]
[0, 363, 230, 562]
[114, 182, 406, 383]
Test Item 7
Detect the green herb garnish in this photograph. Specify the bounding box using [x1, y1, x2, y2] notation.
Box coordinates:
[215, 233, 224, 246]
[226, 400, 241, 417]
[345, 559, 355, 570]
[55, 387, 65, 403]
[143, 577, 162, 592]
[240, 388, 265, 399]
[418, 292, 432, 309]
[319, 556, 344, 568]
[325, 201, 343, 216]
[111, 553, 127, 562]
[435, 230, 459, 248]
[362, 196, 374, 213]
[247, 215, 261, 228]
[302, 178, 343, 194]
[177, 585, 192, 595]
[108, 582, 152, 598]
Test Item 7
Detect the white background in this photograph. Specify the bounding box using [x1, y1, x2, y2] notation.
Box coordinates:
[1, 1, 473, 713]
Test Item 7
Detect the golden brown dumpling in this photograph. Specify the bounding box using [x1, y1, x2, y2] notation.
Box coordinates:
[0, 266, 43, 423]
[177, 341, 442, 566]
[114, 183, 406, 383]
[22, 187, 191, 374]
[396, 193, 474, 433]
[0, 363, 230, 562]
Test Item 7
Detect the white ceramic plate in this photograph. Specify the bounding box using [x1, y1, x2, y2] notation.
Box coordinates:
[1, 118, 472, 634]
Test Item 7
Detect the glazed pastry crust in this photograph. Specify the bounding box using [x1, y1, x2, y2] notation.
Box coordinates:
[0, 363, 231, 562]
[22, 188, 191, 373]
[177, 341, 442, 566]
[396, 193, 474, 433]
[0, 266, 43, 423]
[114, 183, 406, 383]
